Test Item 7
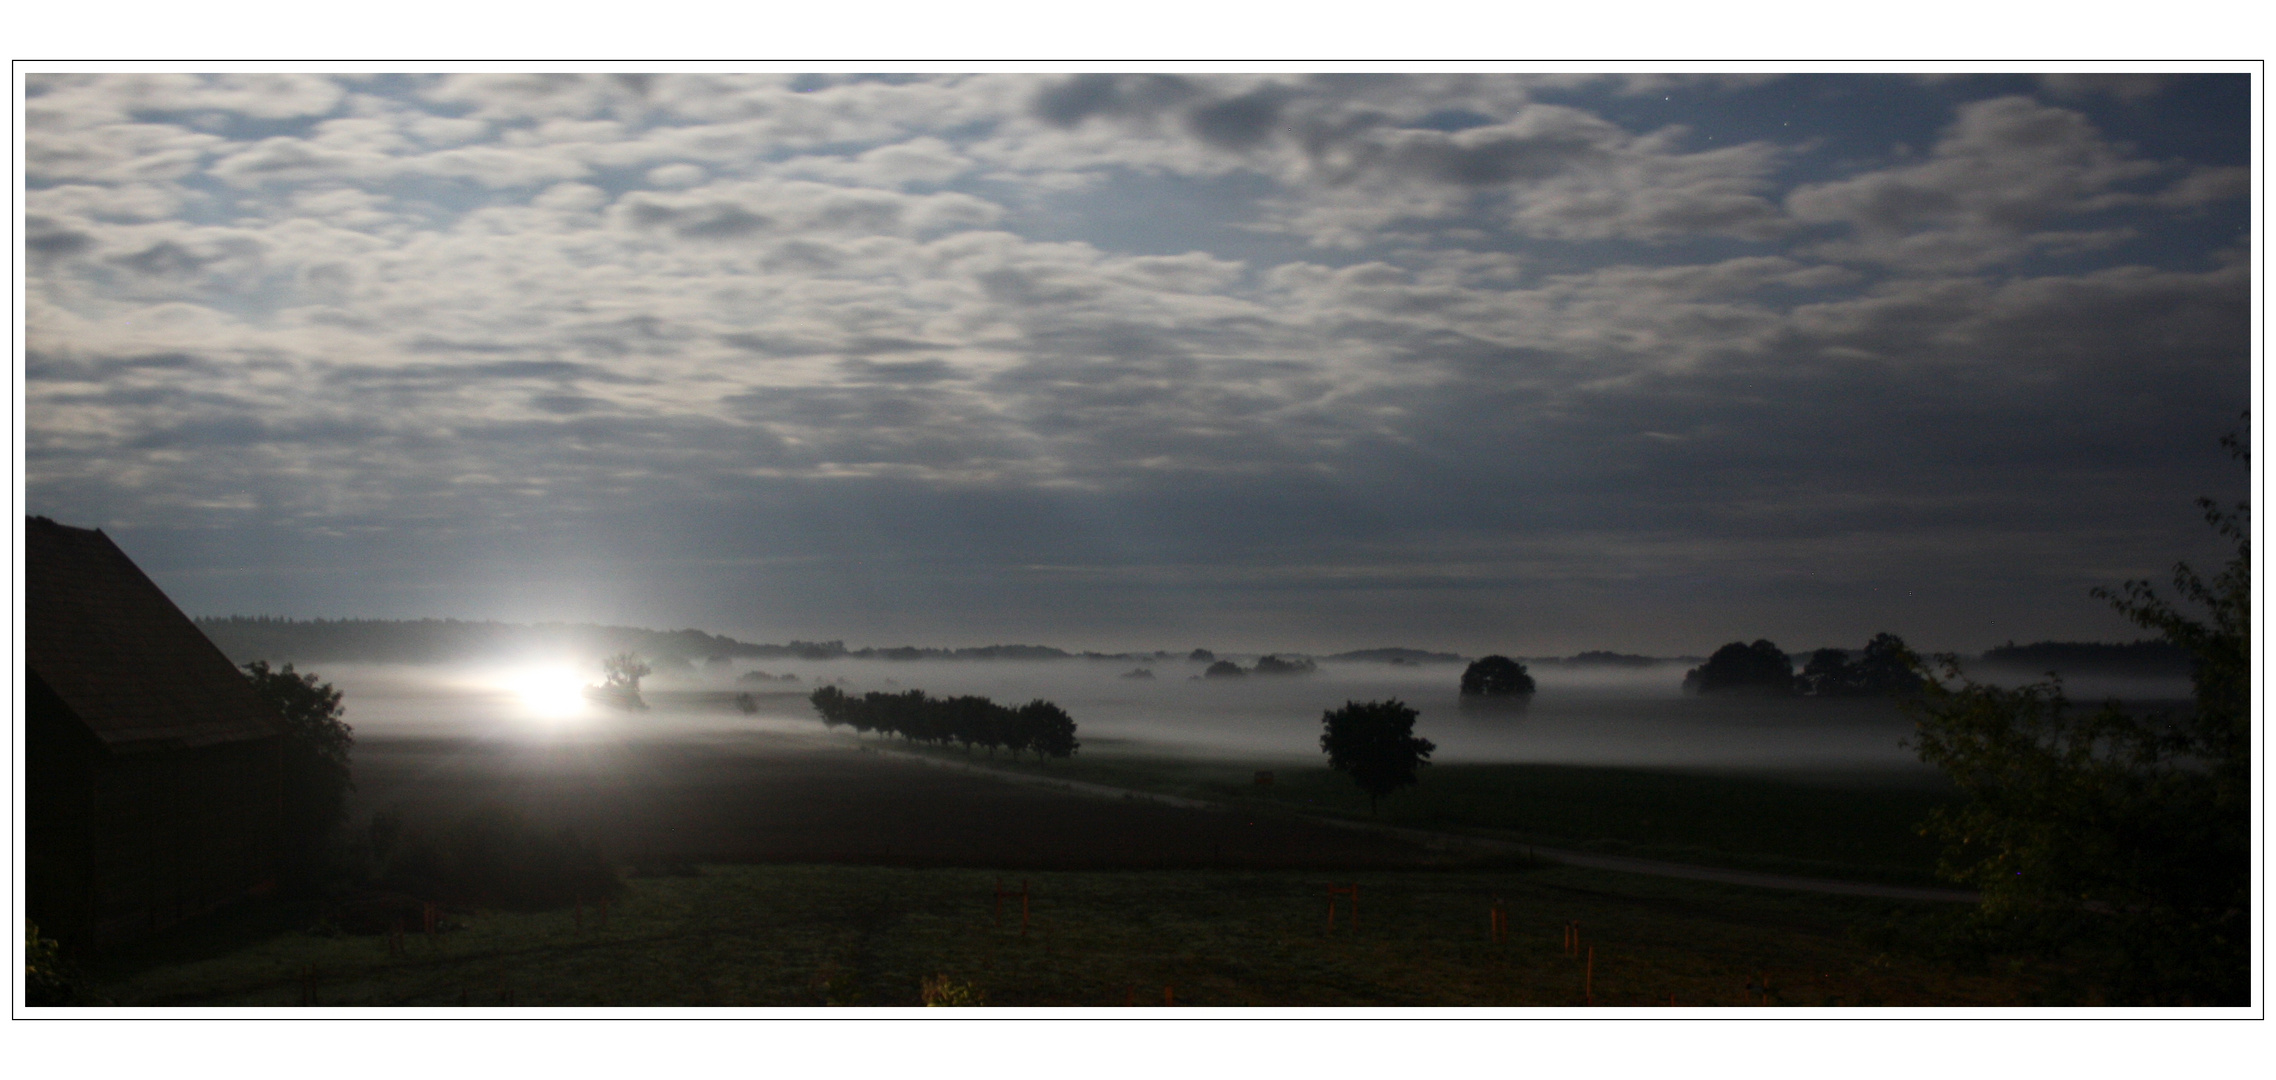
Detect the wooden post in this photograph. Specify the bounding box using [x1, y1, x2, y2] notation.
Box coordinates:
[1164, 986, 1174, 1006]
[1585, 946, 1594, 1005]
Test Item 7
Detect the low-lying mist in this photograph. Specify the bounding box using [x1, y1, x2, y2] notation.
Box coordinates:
[311, 654, 2195, 777]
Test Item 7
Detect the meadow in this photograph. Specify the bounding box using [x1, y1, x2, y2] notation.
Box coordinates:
[871, 739, 1960, 886]
[90, 862, 2031, 1008]
[67, 661, 2057, 1008]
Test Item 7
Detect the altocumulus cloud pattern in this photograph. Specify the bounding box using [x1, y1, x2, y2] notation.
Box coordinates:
[22, 73, 2250, 653]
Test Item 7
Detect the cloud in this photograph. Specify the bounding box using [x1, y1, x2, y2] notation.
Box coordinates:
[2037, 74, 2170, 102]
[20, 74, 2248, 650]
[1787, 96, 2237, 271]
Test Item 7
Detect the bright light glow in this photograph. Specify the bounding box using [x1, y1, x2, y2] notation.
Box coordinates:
[504, 666, 588, 719]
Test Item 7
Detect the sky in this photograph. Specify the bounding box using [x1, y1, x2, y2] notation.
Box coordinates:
[18, 71, 2255, 656]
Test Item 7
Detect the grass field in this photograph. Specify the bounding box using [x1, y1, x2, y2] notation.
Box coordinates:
[88, 862, 2029, 1008]
[867, 738, 1959, 885]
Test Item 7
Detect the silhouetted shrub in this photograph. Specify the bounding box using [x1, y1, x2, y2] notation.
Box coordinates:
[1203, 660, 1246, 679]
[25, 921, 88, 1005]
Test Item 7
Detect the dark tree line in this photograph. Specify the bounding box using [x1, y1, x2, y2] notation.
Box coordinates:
[1798, 633, 1925, 697]
[1682, 633, 1924, 697]
[808, 686, 1079, 761]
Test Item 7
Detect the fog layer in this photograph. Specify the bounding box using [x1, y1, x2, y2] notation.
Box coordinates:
[306, 657, 2200, 777]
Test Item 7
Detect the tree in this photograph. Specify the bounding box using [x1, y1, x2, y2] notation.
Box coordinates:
[243, 660, 353, 890]
[1203, 660, 1246, 679]
[602, 651, 652, 692]
[1251, 654, 1317, 675]
[1799, 633, 1926, 697]
[1018, 700, 1080, 762]
[590, 651, 653, 710]
[1459, 655, 1536, 698]
[1318, 699, 1435, 817]
[1681, 640, 1795, 695]
[1797, 648, 1856, 696]
[1904, 427, 2248, 1004]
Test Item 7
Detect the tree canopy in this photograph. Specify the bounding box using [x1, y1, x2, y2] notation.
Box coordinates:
[1459, 655, 1536, 698]
[242, 660, 353, 890]
[1904, 427, 2248, 1004]
[1798, 633, 1926, 697]
[1251, 654, 1317, 675]
[1319, 699, 1435, 816]
[809, 686, 1078, 762]
[1681, 639, 1795, 695]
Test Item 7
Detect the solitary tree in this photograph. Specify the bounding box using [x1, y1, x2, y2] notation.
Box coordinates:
[1319, 699, 1435, 817]
[243, 660, 353, 891]
[1459, 655, 1536, 699]
[592, 651, 653, 710]
[602, 652, 652, 692]
[1202, 660, 1246, 679]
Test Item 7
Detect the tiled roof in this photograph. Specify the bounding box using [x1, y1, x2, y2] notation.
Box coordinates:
[26, 517, 282, 751]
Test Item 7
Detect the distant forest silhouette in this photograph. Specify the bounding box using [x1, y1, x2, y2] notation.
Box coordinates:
[195, 617, 2187, 679]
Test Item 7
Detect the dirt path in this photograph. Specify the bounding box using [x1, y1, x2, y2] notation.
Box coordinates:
[875, 745, 1982, 904]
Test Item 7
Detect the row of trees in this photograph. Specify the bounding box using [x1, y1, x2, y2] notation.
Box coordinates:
[809, 686, 1080, 761]
[1199, 654, 1318, 678]
[1680, 633, 1925, 697]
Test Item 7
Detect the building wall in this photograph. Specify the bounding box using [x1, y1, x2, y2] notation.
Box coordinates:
[86, 740, 283, 948]
[30, 669, 284, 953]
[26, 678, 100, 949]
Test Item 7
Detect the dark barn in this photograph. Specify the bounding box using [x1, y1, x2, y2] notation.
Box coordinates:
[26, 516, 285, 953]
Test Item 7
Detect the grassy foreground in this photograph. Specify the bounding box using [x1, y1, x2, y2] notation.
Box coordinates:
[89, 863, 2029, 1008]
[871, 740, 1957, 885]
